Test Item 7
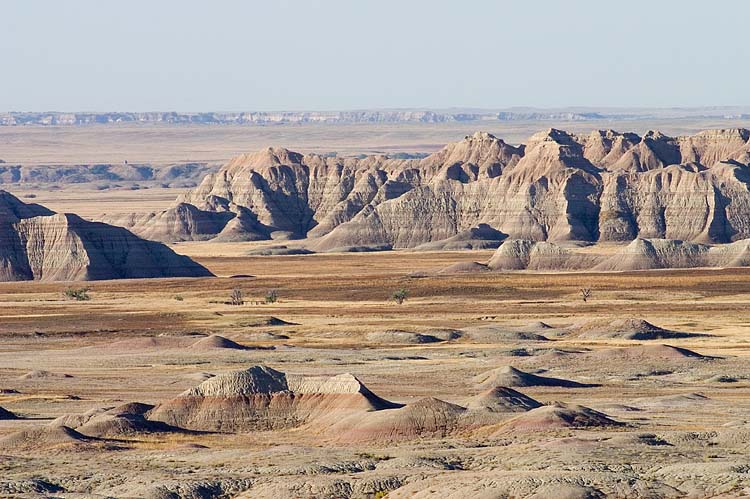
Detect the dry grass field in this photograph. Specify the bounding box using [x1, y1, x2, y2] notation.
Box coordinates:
[1, 118, 746, 166]
[2, 248, 750, 497]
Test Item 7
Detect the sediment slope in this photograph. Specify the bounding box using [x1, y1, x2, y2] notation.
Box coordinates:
[0, 190, 212, 281]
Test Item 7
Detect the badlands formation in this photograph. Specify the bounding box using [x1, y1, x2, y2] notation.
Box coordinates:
[5, 126, 750, 499]
[108, 128, 750, 264]
[0, 189, 211, 280]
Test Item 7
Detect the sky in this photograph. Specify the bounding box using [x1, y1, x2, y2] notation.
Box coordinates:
[1, 0, 748, 112]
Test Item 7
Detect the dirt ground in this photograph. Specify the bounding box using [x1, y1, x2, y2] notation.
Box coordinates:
[2, 249, 750, 497]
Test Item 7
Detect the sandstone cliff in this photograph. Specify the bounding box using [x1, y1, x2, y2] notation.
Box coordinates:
[0, 190, 212, 281]
[111, 128, 750, 249]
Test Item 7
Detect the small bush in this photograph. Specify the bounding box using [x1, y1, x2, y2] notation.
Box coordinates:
[63, 287, 90, 301]
[174, 294, 184, 301]
[265, 290, 278, 304]
[229, 288, 244, 306]
[391, 288, 408, 305]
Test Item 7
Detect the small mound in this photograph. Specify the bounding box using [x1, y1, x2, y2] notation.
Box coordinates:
[436, 261, 490, 274]
[0, 425, 91, 450]
[77, 412, 181, 438]
[591, 344, 707, 361]
[572, 318, 703, 340]
[110, 402, 155, 416]
[334, 397, 466, 443]
[525, 321, 553, 331]
[365, 330, 442, 345]
[238, 317, 297, 327]
[189, 335, 248, 351]
[495, 402, 623, 433]
[18, 370, 72, 380]
[52, 407, 109, 428]
[0, 405, 18, 420]
[246, 245, 314, 256]
[473, 366, 597, 389]
[637, 392, 711, 408]
[244, 331, 290, 341]
[464, 386, 542, 413]
[52, 402, 182, 438]
[461, 325, 549, 343]
[322, 244, 392, 253]
[423, 329, 462, 341]
[593, 238, 709, 271]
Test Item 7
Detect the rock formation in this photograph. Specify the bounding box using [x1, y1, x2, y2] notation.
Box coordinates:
[109, 129, 750, 252]
[463, 387, 543, 413]
[492, 402, 623, 433]
[445, 236, 750, 272]
[148, 366, 398, 432]
[0, 190, 212, 281]
[473, 366, 598, 389]
[569, 318, 704, 340]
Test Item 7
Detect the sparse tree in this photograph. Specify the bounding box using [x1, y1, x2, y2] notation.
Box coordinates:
[265, 290, 278, 304]
[391, 288, 409, 305]
[580, 288, 592, 302]
[229, 288, 244, 306]
[63, 287, 90, 301]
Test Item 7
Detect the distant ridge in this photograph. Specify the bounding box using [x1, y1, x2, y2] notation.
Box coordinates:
[3, 107, 749, 126]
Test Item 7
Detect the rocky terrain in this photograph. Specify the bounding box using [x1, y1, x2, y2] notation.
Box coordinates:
[0, 190, 211, 281]
[106, 128, 750, 256]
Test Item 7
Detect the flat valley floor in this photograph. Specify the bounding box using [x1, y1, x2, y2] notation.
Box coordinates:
[2, 248, 750, 498]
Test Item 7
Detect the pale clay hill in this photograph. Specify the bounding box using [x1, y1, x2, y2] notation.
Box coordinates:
[0, 190, 212, 281]
[446, 236, 750, 272]
[9, 365, 617, 449]
[106, 128, 750, 254]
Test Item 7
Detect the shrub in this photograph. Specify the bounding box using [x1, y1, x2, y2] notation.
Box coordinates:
[229, 288, 244, 306]
[63, 287, 90, 301]
[174, 294, 184, 301]
[265, 290, 278, 304]
[391, 288, 408, 305]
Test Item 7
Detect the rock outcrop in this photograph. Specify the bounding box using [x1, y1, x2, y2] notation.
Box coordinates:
[473, 236, 750, 272]
[0, 190, 212, 281]
[148, 366, 398, 432]
[110, 129, 750, 251]
[473, 366, 598, 389]
[492, 402, 623, 433]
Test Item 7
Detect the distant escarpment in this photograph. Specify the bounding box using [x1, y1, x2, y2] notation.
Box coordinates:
[108, 128, 750, 249]
[0, 190, 212, 281]
[0, 162, 215, 188]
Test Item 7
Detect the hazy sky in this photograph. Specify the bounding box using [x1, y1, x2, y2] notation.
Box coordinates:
[2, 0, 748, 111]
